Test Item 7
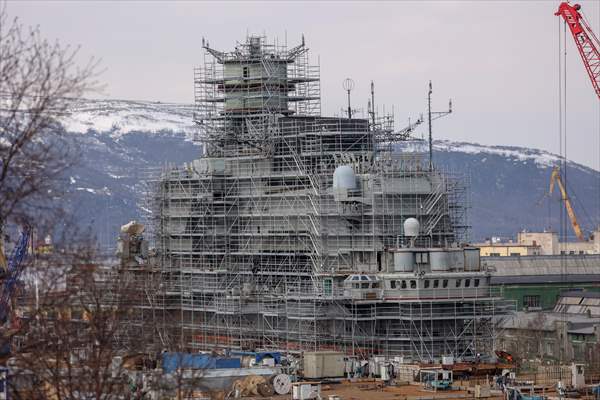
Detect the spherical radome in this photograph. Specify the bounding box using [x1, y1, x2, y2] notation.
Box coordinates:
[404, 218, 420, 237]
[333, 165, 357, 190]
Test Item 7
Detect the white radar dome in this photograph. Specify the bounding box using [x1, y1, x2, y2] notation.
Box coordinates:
[333, 165, 357, 190]
[404, 218, 420, 237]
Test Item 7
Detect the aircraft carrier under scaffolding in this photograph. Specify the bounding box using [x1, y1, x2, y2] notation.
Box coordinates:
[142, 35, 514, 361]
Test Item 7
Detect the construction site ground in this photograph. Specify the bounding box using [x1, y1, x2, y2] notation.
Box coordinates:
[235, 380, 505, 400]
[320, 381, 473, 400]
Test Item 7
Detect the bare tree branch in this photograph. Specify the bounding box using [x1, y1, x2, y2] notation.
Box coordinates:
[0, 5, 101, 227]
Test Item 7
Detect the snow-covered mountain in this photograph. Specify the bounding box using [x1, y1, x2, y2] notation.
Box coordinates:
[57, 99, 599, 248]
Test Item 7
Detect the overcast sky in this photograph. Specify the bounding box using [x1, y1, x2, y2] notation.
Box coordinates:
[8, 0, 600, 169]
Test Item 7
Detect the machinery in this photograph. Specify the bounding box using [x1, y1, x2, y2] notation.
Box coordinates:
[0, 226, 31, 325]
[420, 369, 453, 391]
[549, 166, 585, 241]
[555, 2, 600, 99]
[0, 226, 30, 357]
[505, 387, 546, 400]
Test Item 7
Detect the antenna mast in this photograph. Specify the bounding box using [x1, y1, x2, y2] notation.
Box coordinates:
[427, 80, 452, 171]
[343, 78, 355, 119]
[370, 81, 376, 129]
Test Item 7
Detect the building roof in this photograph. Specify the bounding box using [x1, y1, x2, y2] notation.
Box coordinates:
[553, 290, 600, 316]
[490, 274, 600, 285]
[568, 325, 596, 335]
[474, 243, 539, 248]
[501, 311, 600, 332]
[560, 290, 600, 299]
[485, 255, 600, 277]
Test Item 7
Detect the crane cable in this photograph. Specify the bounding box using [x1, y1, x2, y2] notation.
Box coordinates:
[579, 7, 600, 233]
[596, 3, 600, 236]
[558, 13, 568, 365]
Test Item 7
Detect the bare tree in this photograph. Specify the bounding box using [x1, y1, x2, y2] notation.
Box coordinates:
[8, 242, 146, 399]
[0, 3, 99, 228]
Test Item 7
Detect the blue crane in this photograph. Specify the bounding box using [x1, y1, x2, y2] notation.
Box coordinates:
[0, 227, 31, 325]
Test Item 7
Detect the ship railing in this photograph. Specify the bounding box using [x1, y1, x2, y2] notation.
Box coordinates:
[284, 283, 344, 299]
[373, 304, 507, 319]
[381, 286, 504, 301]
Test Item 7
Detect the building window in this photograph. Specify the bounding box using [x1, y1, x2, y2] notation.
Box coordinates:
[510, 253, 521, 257]
[416, 252, 429, 264]
[455, 279, 462, 288]
[579, 251, 585, 255]
[465, 279, 471, 288]
[401, 280, 407, 289]
[361, 282, 369, 289]
[489, 252, 501, 257]
[390, 280, 396, 289]
[474, 278, 480, 287]
[523, 295, 540, 309]
[324, 278, 332, 296]
[410, 280, 416, 289]
[243, 66, 249, 78]
[569, 251, 575, 255]
[442, 279, 448, 288]
[433, 279, 439, 288]
[354, 283, 360, 289]
[424, 280, 430, 289]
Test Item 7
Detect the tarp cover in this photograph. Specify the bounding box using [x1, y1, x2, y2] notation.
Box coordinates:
[161, 352, 241, 373]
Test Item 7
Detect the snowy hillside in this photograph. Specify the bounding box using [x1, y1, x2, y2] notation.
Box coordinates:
[55, 99, 599, 248]
[62, 99, 197, 139]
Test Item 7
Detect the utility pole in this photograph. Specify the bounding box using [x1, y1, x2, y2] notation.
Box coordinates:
[427, 81, 452, 171]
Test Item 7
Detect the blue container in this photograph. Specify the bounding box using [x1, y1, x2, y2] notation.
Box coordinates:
[161, 353, 216, 373]
[161, 352, 242, 373]
[215, 358, 242, 369]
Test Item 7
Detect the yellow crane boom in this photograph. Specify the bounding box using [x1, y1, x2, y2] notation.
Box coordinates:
[549, 166, 585, 241]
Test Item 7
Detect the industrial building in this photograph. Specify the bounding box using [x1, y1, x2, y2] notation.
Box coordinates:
[139, 36, 514, 362]
[518, 229, 600, 255]
[487, 255, 600, 310]
[499, 290, 600, 366]
[476, 228, 600, 257]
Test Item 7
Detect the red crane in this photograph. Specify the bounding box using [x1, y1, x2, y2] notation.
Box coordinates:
[555, 2, 600, 99]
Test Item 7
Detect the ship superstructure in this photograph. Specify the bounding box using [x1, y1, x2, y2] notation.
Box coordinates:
[148, 35, 512, 361]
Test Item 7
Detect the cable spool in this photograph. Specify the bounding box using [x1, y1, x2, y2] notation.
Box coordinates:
[257, 382, 274, 397]
[271, 373, 292, 395]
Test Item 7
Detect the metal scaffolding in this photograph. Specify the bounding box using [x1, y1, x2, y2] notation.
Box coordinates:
[137, 35, 510, 361]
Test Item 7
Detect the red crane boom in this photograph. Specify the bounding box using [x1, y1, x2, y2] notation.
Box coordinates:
[555, 2, 600, 99]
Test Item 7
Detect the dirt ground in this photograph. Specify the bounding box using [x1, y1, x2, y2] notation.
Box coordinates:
[320, 381, 470, 400]
[246, 380, 502, 400]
